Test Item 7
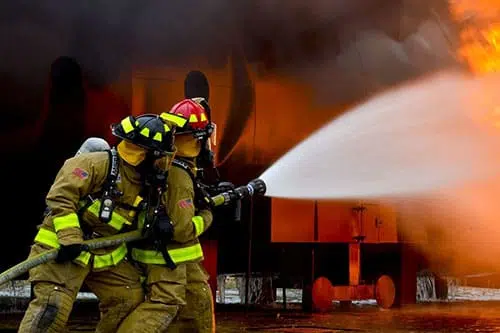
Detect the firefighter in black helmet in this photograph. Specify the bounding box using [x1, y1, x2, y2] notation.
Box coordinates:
[18, 113, 180, 333]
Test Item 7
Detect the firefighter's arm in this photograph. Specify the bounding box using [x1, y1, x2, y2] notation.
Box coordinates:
[46, 156, 104, 246]
[194, 208, 213, 236]
[165, 177, 212, 243]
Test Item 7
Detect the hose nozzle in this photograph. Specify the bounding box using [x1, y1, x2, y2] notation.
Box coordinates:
[211, 178, 267, 207]
[247, 178, 266, 196]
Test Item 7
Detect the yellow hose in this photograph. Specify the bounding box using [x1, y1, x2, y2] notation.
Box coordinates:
[0, 230, 143, 288]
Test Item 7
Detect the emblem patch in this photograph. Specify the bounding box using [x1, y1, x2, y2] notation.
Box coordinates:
[72, 167, 89, 180]
[178, 198, 194, 209]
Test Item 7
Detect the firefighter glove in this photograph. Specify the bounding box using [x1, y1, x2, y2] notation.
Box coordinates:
[55, 244, 83, 263]
[216, 181, 235, 194]
[153, 210, 174, 243]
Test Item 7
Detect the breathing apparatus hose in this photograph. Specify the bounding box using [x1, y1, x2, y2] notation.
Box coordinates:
[0, 178, 267, 288]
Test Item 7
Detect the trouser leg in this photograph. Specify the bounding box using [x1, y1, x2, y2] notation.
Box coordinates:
[18, 244, 87, 333]
[168, 262, 215, 333]
[116, 263, 187, 333]
[85, 259, 145, 333]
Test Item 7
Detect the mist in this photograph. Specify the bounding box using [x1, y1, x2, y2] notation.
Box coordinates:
[0, 1, 459, 89]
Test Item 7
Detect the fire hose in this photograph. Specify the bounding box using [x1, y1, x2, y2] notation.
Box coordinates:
[0, 179, 266, 288]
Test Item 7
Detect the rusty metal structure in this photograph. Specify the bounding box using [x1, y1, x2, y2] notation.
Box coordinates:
[123, 0, 464, 310]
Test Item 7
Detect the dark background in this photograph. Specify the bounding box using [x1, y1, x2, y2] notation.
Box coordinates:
[0, 0, 461, 273]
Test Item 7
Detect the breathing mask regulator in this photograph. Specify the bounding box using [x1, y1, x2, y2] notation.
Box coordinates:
[141, 149, 176, 190]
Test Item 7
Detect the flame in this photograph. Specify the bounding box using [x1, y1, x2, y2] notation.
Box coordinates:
[450, 0, 500, 73]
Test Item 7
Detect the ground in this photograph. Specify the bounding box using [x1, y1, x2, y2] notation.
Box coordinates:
[3, 302, 500, 332]
[3, 281, 500, 332]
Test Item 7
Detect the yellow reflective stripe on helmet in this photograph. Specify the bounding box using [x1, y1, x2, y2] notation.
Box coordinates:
[140, 127, 150, 137]
[153, 132, 162, 142]
[164, 124, 171, 133]
[200, 112, 207, 122]
[160, 113, 188, 127]
[93, 243, 128, 269]
[131, 243, 204, 265]
[53, 213, 80, 232]
[121, 117, 135, 134]
[75, 251, 91, 265]
[192, 216, 204, 237]
[189, 114, 198, 123]
[34, 228, 60, 249]
[85, 201, 131, 231]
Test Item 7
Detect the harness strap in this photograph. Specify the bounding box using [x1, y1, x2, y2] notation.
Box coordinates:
[98, 148, 121, 223]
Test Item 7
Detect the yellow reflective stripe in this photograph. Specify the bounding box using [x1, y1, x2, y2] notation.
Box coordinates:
[53, 213, 80, 232]
[129, 195, 143, 218]
[131, 249, 166, 265]
[192, 216, 204, 237]
[93, 243, 128, 269]
[34, 229, 91, 265]
[86, 200, 130, 230]
[75, 251, 91, 265]
[34, 228, 60, 249]
[189, 114, 198, 123]
[137, 211, 146, 229]
[160, 113, 188, 127]
[153, 132, 162, 142]
[169, 243, 204, 263]
[200, 112, 207, 122]
[34, 228, 126, 267]
[131, 243, 204, 265]
[121, 117, 135, 133]
[133, 196, 143, 207]
[140, 127, 150, 137]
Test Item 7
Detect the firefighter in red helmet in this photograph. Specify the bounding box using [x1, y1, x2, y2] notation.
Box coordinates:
[117, 98, 216, 333]
[166, 98, 217, 333]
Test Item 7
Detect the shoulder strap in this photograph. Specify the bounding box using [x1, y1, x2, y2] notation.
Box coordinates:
[97, 147, 121, 223]
[106, 147, 120, 184]
[172, 159, 196, 184]
[172, 158, 213, 208]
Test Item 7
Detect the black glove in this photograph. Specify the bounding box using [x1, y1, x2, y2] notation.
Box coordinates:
[152, 209, 177, 269]
[55, 244, 83, 263]
[216, 181, 235, 194]
[153, 210, 174, 243]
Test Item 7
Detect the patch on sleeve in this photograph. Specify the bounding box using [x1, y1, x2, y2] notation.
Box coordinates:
[177, 198, 194, 209]
[72, 167, 89, 180]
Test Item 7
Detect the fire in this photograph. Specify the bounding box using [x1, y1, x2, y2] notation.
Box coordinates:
[450, 0, 500, 73]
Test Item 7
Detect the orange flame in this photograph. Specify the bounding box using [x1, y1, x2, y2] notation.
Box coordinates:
[450, 0, 500, 73]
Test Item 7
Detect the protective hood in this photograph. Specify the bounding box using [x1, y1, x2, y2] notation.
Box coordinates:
[117, 140, 147, 166]
[175, 134, 202, 158]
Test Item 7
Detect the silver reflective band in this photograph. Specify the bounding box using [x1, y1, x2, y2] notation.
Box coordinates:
[247, 184, 254, 196]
